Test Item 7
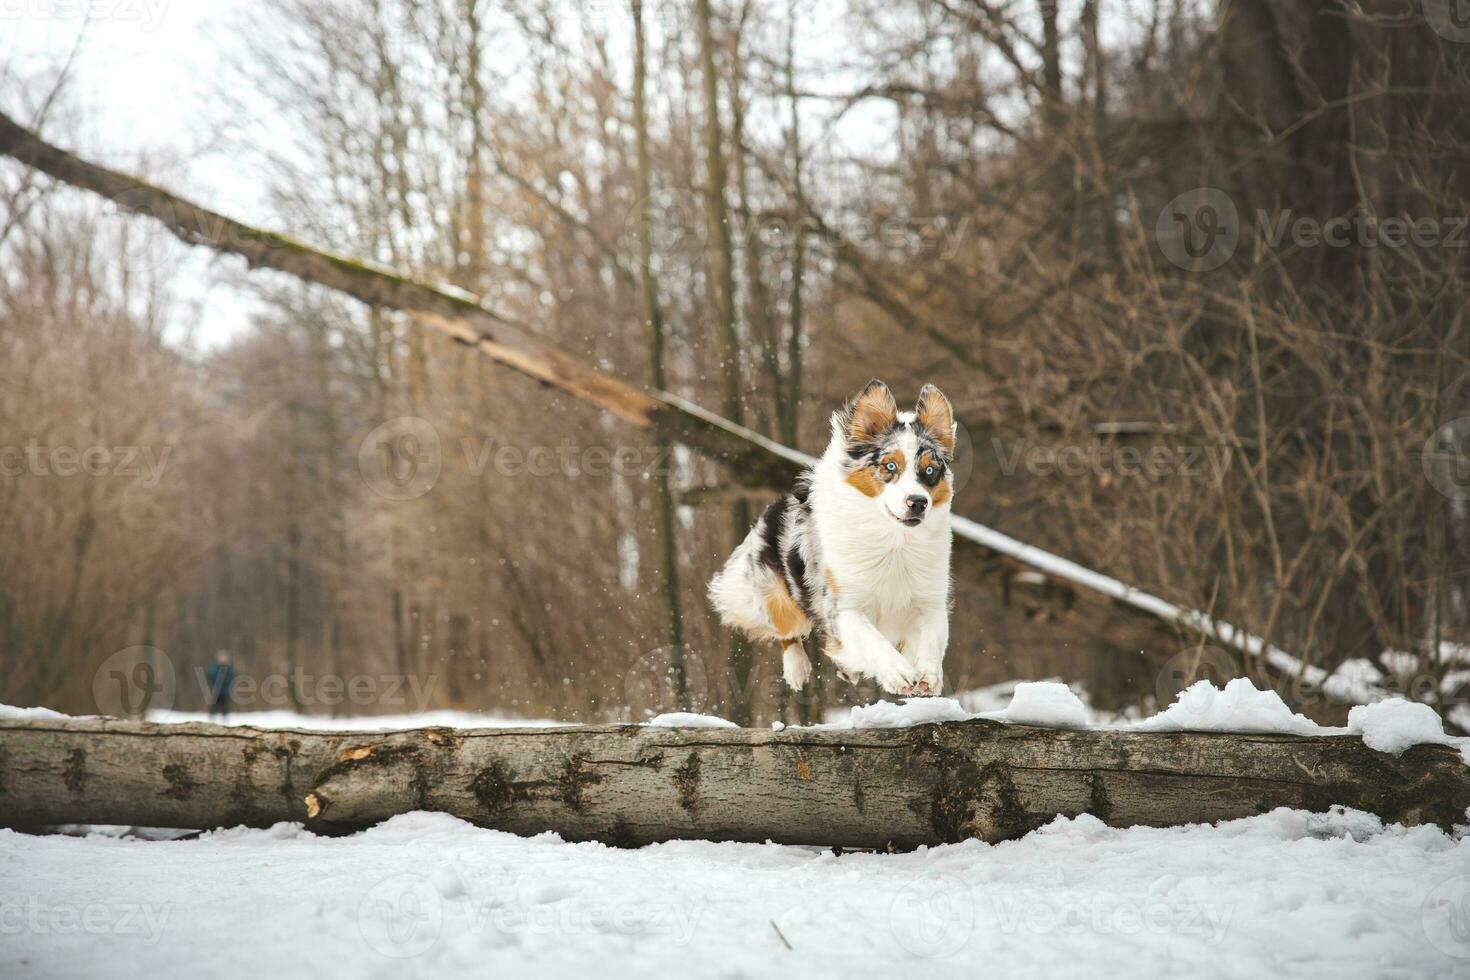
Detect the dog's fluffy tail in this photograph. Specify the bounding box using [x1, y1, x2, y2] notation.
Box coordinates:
[707, 521, 772, 638]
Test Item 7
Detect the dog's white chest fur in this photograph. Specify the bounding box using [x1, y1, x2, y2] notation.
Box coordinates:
[811, 438, 952, 643]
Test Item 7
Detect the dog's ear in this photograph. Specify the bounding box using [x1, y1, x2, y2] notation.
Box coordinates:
[915, 384, 956, 455]
[844, 379, 898, 444]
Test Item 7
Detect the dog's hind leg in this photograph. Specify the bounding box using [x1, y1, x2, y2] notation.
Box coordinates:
[761, 574, 813, 691]
[781, 639, 813, 691]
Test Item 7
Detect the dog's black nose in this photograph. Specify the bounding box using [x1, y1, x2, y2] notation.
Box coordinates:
[905, 494, 928, 515]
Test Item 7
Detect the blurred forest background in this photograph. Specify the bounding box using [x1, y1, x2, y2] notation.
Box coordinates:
[1, 0, 1467, 727]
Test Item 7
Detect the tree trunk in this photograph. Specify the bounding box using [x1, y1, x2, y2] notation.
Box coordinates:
[2, 715, 1466, 848]
[632, 0, 688, 707]
[694, 0, 756, 727]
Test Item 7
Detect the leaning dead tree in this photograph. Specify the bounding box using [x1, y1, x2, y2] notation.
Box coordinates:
[2, 716, 1466, 846]
[0, 112, 1381, 706]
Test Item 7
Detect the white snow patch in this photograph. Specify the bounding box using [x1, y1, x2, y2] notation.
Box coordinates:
[849, 696, 973, 728]
[991, 681, 1089, 728]
[1347, 698, 1456, 755]
[645, 712, 739, 728]
[1130, 678, 1338, 736]
[0, 703, 76, 721]
[6, 807, 1470, 978]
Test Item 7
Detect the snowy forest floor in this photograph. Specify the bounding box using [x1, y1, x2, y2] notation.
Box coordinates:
[5, 807, 1470, 979]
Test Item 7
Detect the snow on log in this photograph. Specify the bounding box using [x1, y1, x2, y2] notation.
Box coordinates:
[1, 716, 1467, 847]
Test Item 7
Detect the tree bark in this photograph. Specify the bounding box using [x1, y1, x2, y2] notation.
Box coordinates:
[2, 715, 1466, 848]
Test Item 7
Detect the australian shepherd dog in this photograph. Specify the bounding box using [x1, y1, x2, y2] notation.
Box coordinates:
[709, 380, 956, 697]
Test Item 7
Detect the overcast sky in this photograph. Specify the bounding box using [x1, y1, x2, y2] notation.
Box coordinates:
[0, 0, 1046, 351]
[2, 0, 272, 349]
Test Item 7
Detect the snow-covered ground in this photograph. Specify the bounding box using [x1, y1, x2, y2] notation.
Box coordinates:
[5, 808, 1470, 979]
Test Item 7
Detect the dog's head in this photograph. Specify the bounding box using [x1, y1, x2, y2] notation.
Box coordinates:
[831, 379, 956, 528]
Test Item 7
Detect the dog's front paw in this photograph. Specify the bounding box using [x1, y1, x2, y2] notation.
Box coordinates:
[908, 653, 944, 697]
[874, 657, 921, 696]
[912, 669, 943, 697]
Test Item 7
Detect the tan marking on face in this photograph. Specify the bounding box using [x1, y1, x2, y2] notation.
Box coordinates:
[762, 575, 811, 639]
[930, 477, 952, 509]
[916, 385, 955, 454]
[780, 637, 800, 651]
[848, 381, 898, 443]
[845, 467, 883, 497]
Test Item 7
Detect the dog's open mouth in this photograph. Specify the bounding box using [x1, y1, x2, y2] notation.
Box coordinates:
[887, 507, 924, 528]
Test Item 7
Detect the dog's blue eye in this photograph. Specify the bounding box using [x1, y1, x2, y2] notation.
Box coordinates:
[925, 466, 935, 476]
[884, 461, 897, 473]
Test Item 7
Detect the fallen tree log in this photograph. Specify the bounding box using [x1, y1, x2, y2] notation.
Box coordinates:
[2, 716, 1466, 847]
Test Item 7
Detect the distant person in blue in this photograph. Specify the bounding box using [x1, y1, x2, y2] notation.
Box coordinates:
[206, 651, 236, 720]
